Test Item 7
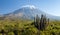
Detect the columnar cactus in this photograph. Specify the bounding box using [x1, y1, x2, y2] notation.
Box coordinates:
[34, 15, 40, 29]
[40, 14, 47, 30]
[34, 14, 49, 30]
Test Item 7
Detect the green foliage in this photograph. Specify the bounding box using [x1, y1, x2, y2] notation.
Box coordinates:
[8, 32, 14, 35]
[0, 16, 60, 35]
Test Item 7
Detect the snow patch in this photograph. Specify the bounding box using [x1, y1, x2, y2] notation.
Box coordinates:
[22, 5, 37, 9]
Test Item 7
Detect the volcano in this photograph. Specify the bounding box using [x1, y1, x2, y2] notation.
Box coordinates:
[3, 5, 60, 20]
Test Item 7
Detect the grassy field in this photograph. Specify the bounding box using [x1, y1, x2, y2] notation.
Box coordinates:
[0, 18, 60, 35]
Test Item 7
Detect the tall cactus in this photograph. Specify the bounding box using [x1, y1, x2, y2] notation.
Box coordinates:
[34, 14, 49, 30]
[40, 14, 47, 30]
[34, 15, 40, 28]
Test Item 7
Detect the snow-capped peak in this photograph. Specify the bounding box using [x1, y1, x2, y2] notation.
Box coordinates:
[21, 5, 37, 9]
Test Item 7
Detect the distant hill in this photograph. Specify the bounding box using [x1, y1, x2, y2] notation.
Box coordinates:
[1, 5, 60, 20]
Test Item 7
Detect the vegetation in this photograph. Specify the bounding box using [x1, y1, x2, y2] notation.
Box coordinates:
[0, 15, 60, 35]
[34, 14, 49, 30]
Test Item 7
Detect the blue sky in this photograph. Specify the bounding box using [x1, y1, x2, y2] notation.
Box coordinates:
[0, 0, 60, 16]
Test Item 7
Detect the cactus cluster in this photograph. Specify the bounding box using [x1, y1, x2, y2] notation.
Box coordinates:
[34, 14, 49, 30]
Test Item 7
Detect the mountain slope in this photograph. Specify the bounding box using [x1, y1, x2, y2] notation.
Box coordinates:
[3, 5, 60, 20]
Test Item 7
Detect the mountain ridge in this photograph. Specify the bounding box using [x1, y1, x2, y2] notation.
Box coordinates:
[1, 5, 60, 20]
